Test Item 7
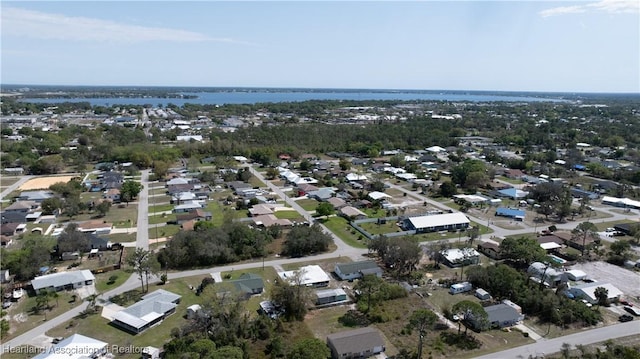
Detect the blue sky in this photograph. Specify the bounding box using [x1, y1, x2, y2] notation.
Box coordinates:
[1, 1, 639, 92]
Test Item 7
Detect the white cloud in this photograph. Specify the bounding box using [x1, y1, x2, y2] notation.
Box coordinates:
[1, 7, 244, 43]
[539, 0, 640, 17]
[539, 5, 586, 18]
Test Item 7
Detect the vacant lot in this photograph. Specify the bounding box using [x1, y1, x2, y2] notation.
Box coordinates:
[19, 176, 74, 190]
[569, 261, 640, 299]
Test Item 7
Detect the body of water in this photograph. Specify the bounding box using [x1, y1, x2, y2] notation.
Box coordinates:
[17, 89, 569, 107]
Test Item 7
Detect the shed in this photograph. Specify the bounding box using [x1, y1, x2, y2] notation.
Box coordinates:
[316, 288, 348, 305]
[186, 304, 202, 319]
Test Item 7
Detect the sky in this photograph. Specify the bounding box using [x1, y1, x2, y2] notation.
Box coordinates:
[1, 1, 639, 93]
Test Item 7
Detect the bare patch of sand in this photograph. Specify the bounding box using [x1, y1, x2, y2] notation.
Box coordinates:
[18, 176, 74, 190]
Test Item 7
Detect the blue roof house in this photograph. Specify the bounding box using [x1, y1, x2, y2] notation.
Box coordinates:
[495, 207, 526, 221]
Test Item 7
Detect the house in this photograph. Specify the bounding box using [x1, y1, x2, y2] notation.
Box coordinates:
[613, 223, 638, 236]
[473, 303, 525, 330]
[249, 204, 275, 216]
[339, 206, 367, 220]
[278, 265, 330, 287]
[477, 240, 503, 259]
[307, 188, 335, 201]
[100, 171, 124, 189]
[227, 181, 252, 193]
[33, 334, 109, 359]
[297, 183, 319, 197]
[31, 270, 95, 294]
[504, 169, 525, 179]
[326, 327, 386, 359]
[167, 183, 195, 195]
[495, 207, 526, 221]
[171, 192, 197, 204]
[3, 200, 38, 213]
[112, 289, 181, 334]
[176, 209, 212, 224]
[0, 222, 21, 237]
[496, 188, 529, 199]
[77, 220, 113, 235]
[440, 248, 480, 267]
[316, 288, 348, 305]
[103, 188, 121, 202]
[568, 282, 623, 304]
[0, 211, 27, 224]
[173, 202, 204, 213]
[367, 191, 392, 201]
[218, 273, 264, 298]
[403, 212, 470, 233]
[18, 190, 54, 203]
[601, 196, 640, 210]
[570, 188, 599, 200]
[252, 214, 293, 228]
[527, 262, 565, 287]
[554, 231, 599, 251]
[166, 177, 190, 186]
[334, 261, 383, 281]
[345, 173, 367, 182]
[327, 197, 347, 209]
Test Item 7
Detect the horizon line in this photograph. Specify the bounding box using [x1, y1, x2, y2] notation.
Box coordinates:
[1, 83, 639, 96]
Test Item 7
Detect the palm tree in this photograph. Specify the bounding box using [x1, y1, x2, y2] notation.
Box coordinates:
[571, 221, 599, 256]
[409, 309, 437, 359]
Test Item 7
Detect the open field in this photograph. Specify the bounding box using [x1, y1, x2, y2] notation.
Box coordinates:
[322, 216, 369, 248]
[295, 198, 319, 211]
[18, 176, 75, 190]
[274, 209, 304, 220]
[149, 225, 180, 239]
[0, 176, 20, 187]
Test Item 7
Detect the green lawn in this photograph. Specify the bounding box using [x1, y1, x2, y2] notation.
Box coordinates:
[219, 267, 278, 316]
[94, 269, 132, 292]
[248, 175, 265, 188]
[322, 216, 368, 248]
[281, 256, 352, 271]
[149, 225, 180, 239]
[149, 213, 175, 225]
[295, 198, 319, 211]
[360, 220, 402, 235]
[496, 176, 525, 185]
[274, 210, 304, 220]
[107, 233, 137, 243]
[149, 204, 173, 213]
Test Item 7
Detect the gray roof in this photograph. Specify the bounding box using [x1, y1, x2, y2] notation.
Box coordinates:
[327, 327, 385, 355]
[19, 191, 53, 200]
[336, 260, 381, 275]
[113, 289, 181, 330]
[31, 270, 95, 291]
[225, 273, 264, 294]
[485, 304, 521, 323]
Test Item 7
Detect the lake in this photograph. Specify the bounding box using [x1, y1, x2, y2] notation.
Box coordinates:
[18, 89, 570, 107]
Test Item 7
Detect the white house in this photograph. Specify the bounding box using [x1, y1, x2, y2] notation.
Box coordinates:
[278, 265, 330, 287]
[568, 282, 623, 304]
[112, 289, 181, 334]
[31, 270, 95, 294]
[334, 261, 383, 281]
[33, 334, 108, 359]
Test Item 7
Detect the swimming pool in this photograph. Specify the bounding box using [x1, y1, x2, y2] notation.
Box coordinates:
[549, 254, 567, 265]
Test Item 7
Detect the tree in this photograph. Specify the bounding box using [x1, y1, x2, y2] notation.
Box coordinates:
[594, 286, 609, 307]
[422, 240, 451, 269]
[408, 309, 437, 359]
[270, 270, 313, 321]
[121, 180, 143, 205]
[571, 221, 599, 256]
[95, 201, 111, 217]
[265, 167, 279, 180]
[354, 274, 383, 313]
[57, 223, 90, 254]
[127, 248, 159, 292]
[439, 181, 457, 197]
[610, 239, 631, 256]
[452, 300, 488, 334]
[282, 224, 332, 257]
[338, 158, 351, 171]
[152, 160, 170, 179]
[315, 202, 335, 218]
[499, 236, 547, 264]
[467, 226, 480, 246]
[287, 338, 330, 359]
[299, 159, 311, 171]
[41, 197, 63, 215]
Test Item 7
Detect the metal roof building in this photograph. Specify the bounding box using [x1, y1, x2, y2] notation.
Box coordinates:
[31, 270, 95, 293]
[112, 289, 181, 334]
[404, 212, 470, 233]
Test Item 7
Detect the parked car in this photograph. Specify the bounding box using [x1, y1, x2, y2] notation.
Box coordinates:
[52, 337, 64, 344]
[619, 314, 633, 322]
[624, 306, 640, 316]
[619, 300, 633, 307]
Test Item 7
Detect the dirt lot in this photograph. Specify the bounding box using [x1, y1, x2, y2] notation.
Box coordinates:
[18, 176, 74, 190]
[569, 261, 640, 299]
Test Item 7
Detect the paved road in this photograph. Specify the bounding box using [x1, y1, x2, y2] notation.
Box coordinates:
[474, 321, 640, 359]
[247, 165, 366, 258]
[136, 169, 151, 250]
[0, 175, 33, 201]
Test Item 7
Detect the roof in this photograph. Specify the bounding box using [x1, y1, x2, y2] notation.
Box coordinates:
[278, 265, 330, 286]
[485, 303, 522, 323]
[602, 196, 640, 209]
[496, 207, 526, 218]
[33, 334, 108, 359]
[4, 201, 36, 211]
[336, 260, 381, 275]
[223, 273, 264, 294]
[327, 327, 385, 355]
[570, 282, 623, 300]
[340, 206, 367, 218]
[407, 212, 470, 229]
[440, 248, 480, 262]
[31, 270, 95, 291]
[327, 197, 347, 208]
[497, 188, 529, 199]
[368, 191, 392, 201]
[252, 214, 293, 227]
[113, 289, 181, 330]
[540, 242, 562, 250]
[316, 288, 347, 298]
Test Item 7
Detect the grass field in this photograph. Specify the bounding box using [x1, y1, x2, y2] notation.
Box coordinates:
[0, 176, 20, 187]
[149, 225, 180, 239]
[94, 269, 132, 292]
[274, 209, 304, 220]
[360, 220, 402, 235]
[149, 213, 175, 225]
[219, 266, 279, 316]
[107, 233, 137, 243]
[322, 216, 369, 248]
[295, 198, 319, 211]
[149, 204, 173, 213]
